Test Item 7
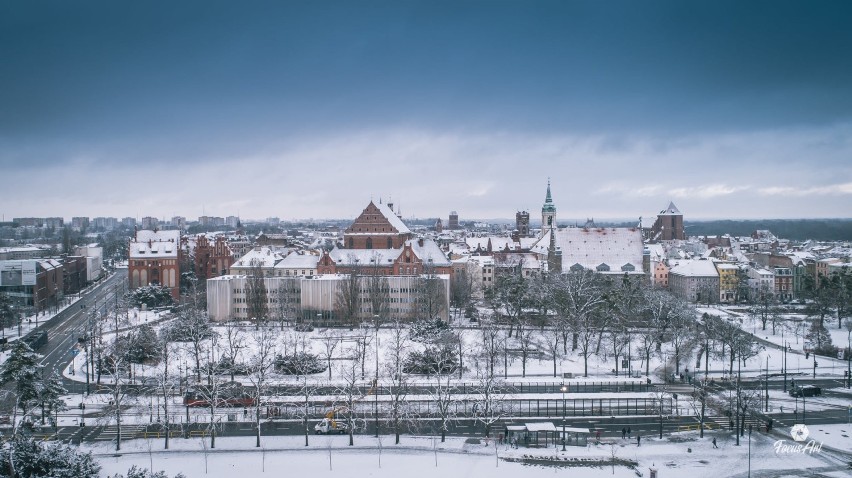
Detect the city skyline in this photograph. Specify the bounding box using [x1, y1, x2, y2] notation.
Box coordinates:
[2, 1, 851, 220]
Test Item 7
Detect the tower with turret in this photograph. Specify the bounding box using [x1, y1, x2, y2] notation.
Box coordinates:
[541, 179, 556, 235]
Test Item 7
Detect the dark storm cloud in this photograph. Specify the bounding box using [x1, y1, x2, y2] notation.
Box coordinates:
[1, 1, 851, 218]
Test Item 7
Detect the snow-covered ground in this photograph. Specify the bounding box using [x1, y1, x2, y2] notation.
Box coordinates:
[805, 424, 852, 453]
[88, 430, 835, 478]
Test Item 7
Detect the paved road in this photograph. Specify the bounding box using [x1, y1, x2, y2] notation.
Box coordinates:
[38, 272, 127, 379]
[0, 272, 126, 410]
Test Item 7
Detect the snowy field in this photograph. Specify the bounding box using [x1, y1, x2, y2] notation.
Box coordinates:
[89, 431, 835, 478]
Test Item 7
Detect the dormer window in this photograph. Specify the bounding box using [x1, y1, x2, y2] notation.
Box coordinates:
[596, 263, 610, 272]
[621, 263, 635, 272]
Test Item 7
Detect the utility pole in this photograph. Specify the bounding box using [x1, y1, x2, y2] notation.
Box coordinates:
[765, 355, 769, 412]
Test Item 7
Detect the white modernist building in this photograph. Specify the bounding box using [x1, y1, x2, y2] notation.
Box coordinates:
[206, 273, 450, 322]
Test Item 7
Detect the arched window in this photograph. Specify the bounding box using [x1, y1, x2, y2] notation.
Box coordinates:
[348, 238, 354, 248]
[387, 237, 393, 248]
[366, 237, 373, 249]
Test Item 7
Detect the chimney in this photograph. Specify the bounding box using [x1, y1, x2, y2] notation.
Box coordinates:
[418, 238, 424, 247]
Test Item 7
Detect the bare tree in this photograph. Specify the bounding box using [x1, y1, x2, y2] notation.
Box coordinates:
[383, 319, 413, 444]
[488, 263, 529, 337]
[165, 307, 217, 382]
[416, 261, 447, 321]
[367, 252, 390, 319]
[429, 347, 458, 442]
[290, 344, 320, 447]
[190, 363, 229, 449]
[273, 278, 301, 328]
[246, 259, 269, 324]
[664, 298, 697, 375]
[750, 284, 777, 331]
[555, 270, 607, 377]
[246, 326, 278, 447]
[335, 261, 361, 327]
[478, 316, 504, 379]
[153, 338, 178, 449]
[450, 263, 477, 318]
[317, 329, 342, 380]
[336, 360, 363, 446]
[471, 362, 509, 437]
[101, 340, 136, 452]
[221, 320, 246, 382]
[514, 320, 536, 378]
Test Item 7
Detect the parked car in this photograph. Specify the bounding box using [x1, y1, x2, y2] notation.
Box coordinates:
[789, 385, 821, 398]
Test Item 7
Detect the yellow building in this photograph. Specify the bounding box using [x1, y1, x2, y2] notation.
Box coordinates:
[715, 262, 739, 303]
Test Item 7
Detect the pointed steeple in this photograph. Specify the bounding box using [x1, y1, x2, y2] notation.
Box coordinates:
[541, 179, 556, 233]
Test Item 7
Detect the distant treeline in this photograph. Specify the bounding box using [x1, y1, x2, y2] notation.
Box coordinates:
[683, 219, 852, 242]
[595, 219, 852, 242]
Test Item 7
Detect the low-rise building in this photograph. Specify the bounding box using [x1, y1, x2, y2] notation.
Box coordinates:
[207, 273, 450, 323]
[668, 260, 719, 303]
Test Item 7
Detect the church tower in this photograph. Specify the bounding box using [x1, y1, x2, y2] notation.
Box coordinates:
[541, 179, 556, 234]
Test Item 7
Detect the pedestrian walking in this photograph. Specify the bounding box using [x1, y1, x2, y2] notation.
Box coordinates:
[637, 435, 641, 447]
[627, 427, 631, 438]
[621, 427, 626, 439]
[712, 437, 718, 449]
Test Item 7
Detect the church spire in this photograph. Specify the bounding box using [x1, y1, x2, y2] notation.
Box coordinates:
[541, 178, 556, 232]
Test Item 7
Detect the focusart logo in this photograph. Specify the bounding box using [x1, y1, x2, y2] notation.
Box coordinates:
[790, 424, 809, 442]
[773, 424, 823, 455]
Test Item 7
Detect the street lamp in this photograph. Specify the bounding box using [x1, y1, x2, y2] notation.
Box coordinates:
[374, 314, 380, 438]
[561, 384, 567, 451]
[764, 355, 770, 412]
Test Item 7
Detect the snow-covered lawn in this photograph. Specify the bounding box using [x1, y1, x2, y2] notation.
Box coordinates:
[88, 430, 831, 478]
[805, 424, 852, 453]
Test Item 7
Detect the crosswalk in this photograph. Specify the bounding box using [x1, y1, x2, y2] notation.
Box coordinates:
[94, 424, 146, 441]
[702, 415, 765, 432]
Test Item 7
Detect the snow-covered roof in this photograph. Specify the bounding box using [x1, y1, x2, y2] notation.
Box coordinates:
[659, 201, 681, 215]
[669, 260, 719, 277]
[231, 247, 285, 269]
[374, 201, 411, 234]
[329, 238, 450, 267]
[274, 253, 320, 269]
[130, 230, 179, 259]
[532, 227, 645, 274]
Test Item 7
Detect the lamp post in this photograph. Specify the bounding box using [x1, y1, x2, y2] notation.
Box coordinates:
[747, 425, 752, 478]
[783, 340, 787, 393]
[764, 355, 770, 412]
[659, 388, 666, 439]
[374, 314, 379, 438]
[560, 384, 567, 451]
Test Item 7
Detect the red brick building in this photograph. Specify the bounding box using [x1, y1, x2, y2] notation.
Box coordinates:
[129, 229, 181, 300]
[343, 201, 412, 249]
[319, 200, 452, 277]
[193, 235, 232, 280]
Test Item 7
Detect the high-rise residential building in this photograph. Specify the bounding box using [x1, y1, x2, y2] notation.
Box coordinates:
[170, 216, 186, 230]
[141, 216, 159, 230]
[121, 217, 136, 228]
[71, 217, 90, 231]
[448, 211, 459, 230]
[44, 217, 64, 229]
[226, 216, 240, 228]
[516, 210, 530, 237]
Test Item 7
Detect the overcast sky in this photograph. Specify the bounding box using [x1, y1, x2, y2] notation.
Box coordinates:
[2, 1, 851, 222]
